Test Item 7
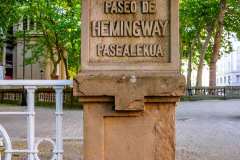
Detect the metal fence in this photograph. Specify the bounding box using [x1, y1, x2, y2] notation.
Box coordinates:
[0, 80, 72, 160]
[186, 86, 240, 99]
[0, 87, 80, 108]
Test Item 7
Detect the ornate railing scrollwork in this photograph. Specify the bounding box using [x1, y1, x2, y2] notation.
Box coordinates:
[0, 80, 72, 160]
[0, 124, 12, 160]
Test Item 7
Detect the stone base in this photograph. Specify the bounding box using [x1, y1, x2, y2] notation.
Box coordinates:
[74, 72, 185, 160]
[82, 97, 177, 160]
[74, 72, 185, 111]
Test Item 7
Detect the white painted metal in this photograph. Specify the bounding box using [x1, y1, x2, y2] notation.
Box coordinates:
[0, 80, 72, 86]
[0, 112, 29, 115]
[34, 138, 56, 160]
[0, 80, 73, 160]
[54, 86, 64, 160]
[0, 125, 12, 160]
[25, 86, 37, 160]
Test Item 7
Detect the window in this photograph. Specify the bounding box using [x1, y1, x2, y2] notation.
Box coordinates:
[228, 62, 231, 72]
[23, 17, 37, 31]
[224, 77, 226, 83]
[228, 76, 231, 84]
[237, 75, 240, 83]
[5, 68, 13, 80]
[237, 58, 240, 70]
[29, 19, 35, 30]
[23, 18, 28, 30]
[220, 77, 223, 84]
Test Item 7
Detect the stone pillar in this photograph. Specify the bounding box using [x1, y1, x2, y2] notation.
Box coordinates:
[74, 0, 185, 159]
[74, 74, 185, 160]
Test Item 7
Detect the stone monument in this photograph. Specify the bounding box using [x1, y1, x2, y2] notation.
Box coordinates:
[74, 0, 185, 159]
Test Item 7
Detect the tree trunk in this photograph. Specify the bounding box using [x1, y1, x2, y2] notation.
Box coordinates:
[49, 50, 61, 80]
[187, 39, 196, 88]
[186, 48, 193, 88]
[196, 25, 214, 87]
[51, 62, 58, 80]
[209, 0, 227, 87]
[62, 56, 70, 79]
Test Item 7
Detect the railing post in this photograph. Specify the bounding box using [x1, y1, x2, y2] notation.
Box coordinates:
[54, 86, 64, 160]
[25, 86, 37, 160]
[224, 87, 226, 99]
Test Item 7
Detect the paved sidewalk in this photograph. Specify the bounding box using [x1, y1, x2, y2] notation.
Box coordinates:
[0, 106, 83, 140]
[176, 100, 240, 160]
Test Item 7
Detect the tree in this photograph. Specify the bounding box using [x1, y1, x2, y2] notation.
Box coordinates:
[0, 0, 20, 54]
[209, 0, 227, 87]
[180, 0, 201, 87]
[180, 0, 219, 87]
[23, 0, 81, 79]
[180, 0, 240, 87]
[196, 25, 214, 87]
[209, 0, 240, 87]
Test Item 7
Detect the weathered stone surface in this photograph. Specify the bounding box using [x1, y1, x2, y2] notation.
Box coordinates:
[82, 100, 176, 160]
[74, 72, 185, 111]
[74, 0, 185, 160]
[81, 0, 179, 73]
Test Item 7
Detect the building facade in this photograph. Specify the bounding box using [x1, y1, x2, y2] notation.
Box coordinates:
[0, 19, 66, 80]
[217, 39, 240, 86]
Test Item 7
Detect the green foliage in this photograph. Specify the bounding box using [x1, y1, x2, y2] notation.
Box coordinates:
[225, 0, 240, 39]
[180, 0, 240, 71]
[181, 0, 240, 57]
[0, 1, 18, 47]
[1, 0, 239, 80]
[0, 0, 81, 79]
[180, 0, 219, 60]
[25, 0, 81, 79]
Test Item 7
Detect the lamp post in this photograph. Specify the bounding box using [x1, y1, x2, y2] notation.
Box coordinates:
[21, 18, 27, 106]
[40, 70, 44, 80]
[23, 19, 26, 80]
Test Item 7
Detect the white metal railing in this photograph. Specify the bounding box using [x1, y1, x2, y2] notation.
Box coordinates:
[0, 80, 73, 160]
